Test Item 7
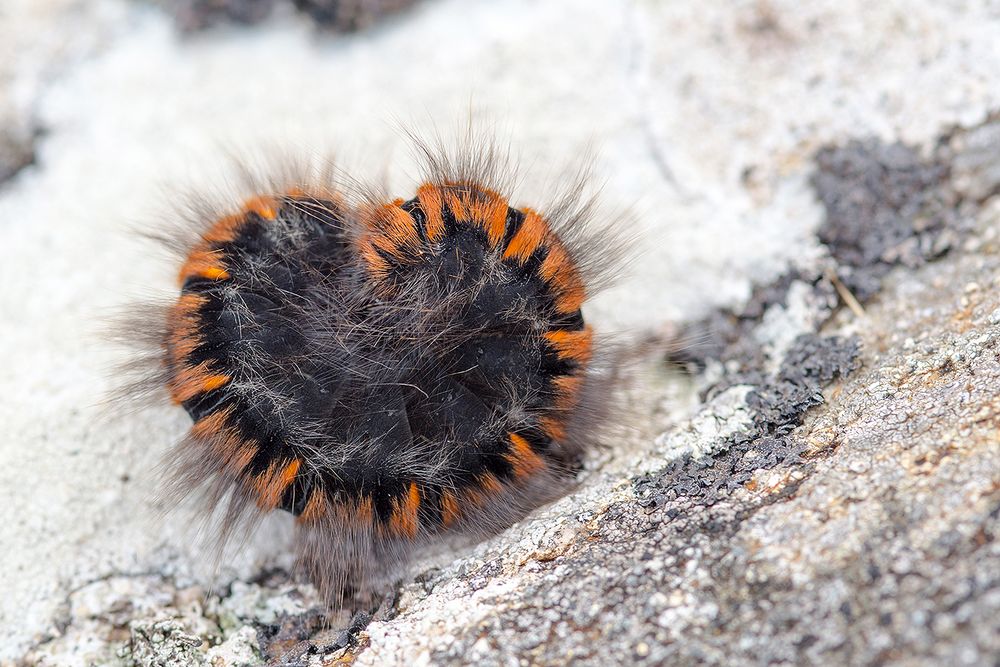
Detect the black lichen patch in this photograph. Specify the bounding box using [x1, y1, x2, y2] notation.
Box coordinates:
[812, 140, 961, 301]
[670, 269, 838, 391]
[672, 134, 978, 398]
[747, 333, 859, 433]
[636, 334, 859, 510]
[156, 0, 422, 32]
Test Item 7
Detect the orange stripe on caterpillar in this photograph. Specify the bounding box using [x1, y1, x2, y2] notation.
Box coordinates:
[169, 360, 215, 403]
[301, 494, 376, 528]
[442, 183, 508, 247]
[190, 408, 258, 474]
[359, 242, 391, 280]
[279, 458, 301, 485]
[539, 241, 586, 313]
[416, 183, 446, 241]
[505, 433, 545, 478]
[538, 415, 567, 442]
[440, 489, 460, 527]
[543, 327, 594, 363]
[443, 188, 469, 223]
[190, 407, 229, 439]
[478, 472, 504, 495]
[355, 495, 374, 525]
[178, 249, 229, 285]
[166, 293, 207, 364]
[462, 472, 505, 509]
[202, 213, 248, 245]
[299, 489, 327, 523]
[362, 201, 421, 260]
[196, 195, 276, 251]
[388, 482, 421, 537]
[201, 374, 231, 392]
[200, 266, 229, 281]
[552, 374, 584, 412]
[253, 458, 302, 511]
[466, 188, 508, 247]
[177, 200, 268, 286]
[503, 209, 547, 263]
[244, 195, 277, 220]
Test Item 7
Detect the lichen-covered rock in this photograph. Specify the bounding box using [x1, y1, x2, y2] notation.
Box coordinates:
[124, 620, 207, 667]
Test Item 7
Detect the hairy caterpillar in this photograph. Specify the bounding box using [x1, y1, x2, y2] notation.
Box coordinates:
[120, 135, 624, 605]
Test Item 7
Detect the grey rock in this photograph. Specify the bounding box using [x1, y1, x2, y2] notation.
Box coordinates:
[123, 619, 207, 667]
[951, 116, 1000, 203]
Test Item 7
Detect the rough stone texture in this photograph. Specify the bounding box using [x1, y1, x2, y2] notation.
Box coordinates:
[341, 174, 1000, 667]
[3, 1, 1000, 665]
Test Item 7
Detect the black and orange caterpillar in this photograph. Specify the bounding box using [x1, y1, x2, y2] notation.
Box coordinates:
[126, 139, 622, 604]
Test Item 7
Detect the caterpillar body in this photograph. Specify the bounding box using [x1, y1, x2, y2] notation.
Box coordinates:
[129, 139, 621, 604]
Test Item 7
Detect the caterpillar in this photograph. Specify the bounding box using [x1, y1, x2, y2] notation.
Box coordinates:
[121, 136, 624, 605]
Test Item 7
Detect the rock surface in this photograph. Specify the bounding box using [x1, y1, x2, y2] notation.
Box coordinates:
[2, 1, 999, 665]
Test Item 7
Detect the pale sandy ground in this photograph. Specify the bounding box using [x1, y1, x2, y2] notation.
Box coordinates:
[2, 0, 1000, 659]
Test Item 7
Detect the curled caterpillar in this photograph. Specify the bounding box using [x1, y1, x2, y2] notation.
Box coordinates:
[124, 137, 623, 604]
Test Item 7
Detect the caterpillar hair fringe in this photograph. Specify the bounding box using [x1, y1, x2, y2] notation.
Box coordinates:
[113, 130, 629, 607]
